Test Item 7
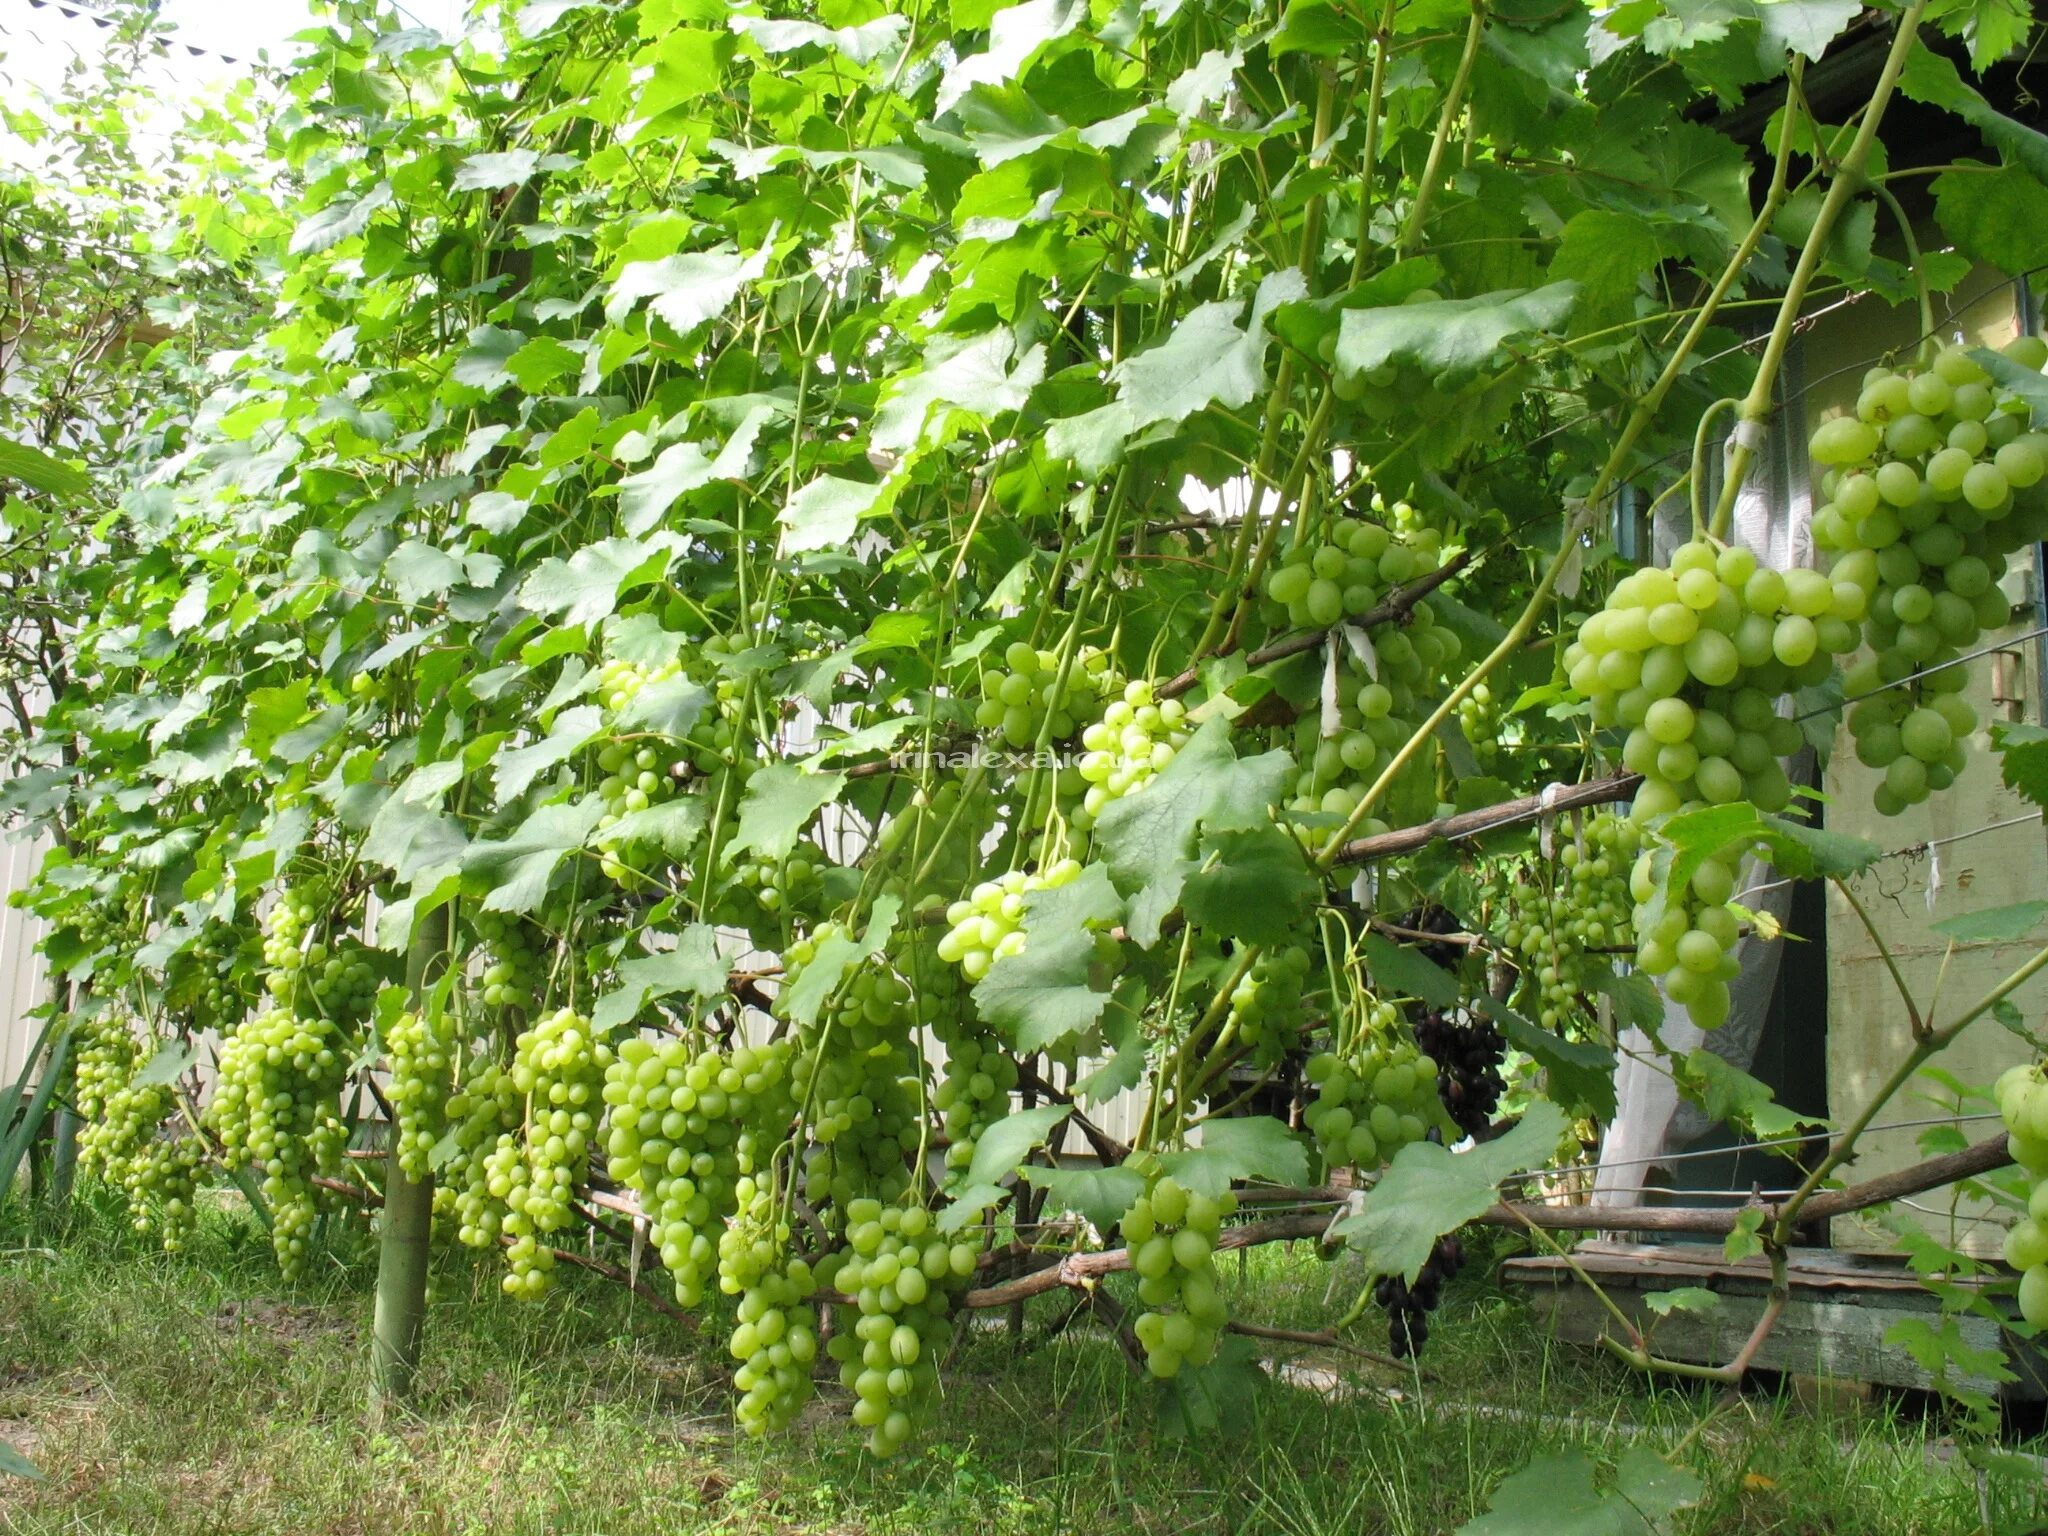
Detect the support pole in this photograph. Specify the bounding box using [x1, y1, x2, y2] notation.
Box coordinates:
[368, 903, 448, 1425]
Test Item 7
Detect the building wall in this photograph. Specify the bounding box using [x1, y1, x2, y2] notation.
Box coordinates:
[0, 833, 52, 1090]
[1806, 270, 2047, 1256]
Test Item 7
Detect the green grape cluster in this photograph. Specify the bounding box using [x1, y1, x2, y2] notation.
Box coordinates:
[1457, 678, 1504, 772]
[1226, 944, 1314, 1064]
[308, 939, 384, 1025]
[386, 1004, 455, 1181]
[258, 885, 322, 1002]
[1808, 339, 2048, 814]
[1260, 512, 1448, 631]
[602, 1036, 794, 1307]
[872, 780, 991, 898]
[592, 655, 687, 716]
[936, 857, 1085, 981]
[73, 1013, 202, 1251]
[1121, 1174, 1235, 1379]
[1995, 1062, 2048, 1328]
[73, 1009, 139, 1125]
[174, 920, 250, 1033]
[723, 844, 824, 919]
[971, 641, 1121, 748]
[71, 887, 144, 959]
[1302, 1018, 1448, 1171]
[1496, 812, 1640, 1028]
[210, 1003, 350, 1281]
[490, 1006, 612, 1297]
[474, 910, 544, 1014]
[1281, 622, 1465, 831]
[1075, 680, 1189, 829]
[440, 1057, 523, 1247]
[1568, 540, 1860, 821]
[821, 1199, 978, 1455]
[116, 1127, 204, 1251]
[594, 746, 687, 886]
[1627, 843, 1746, 1030]
[932, 1027, 1019, 1184]
[783, 930, 922, 1210]
[718, 1181, 820, 1437]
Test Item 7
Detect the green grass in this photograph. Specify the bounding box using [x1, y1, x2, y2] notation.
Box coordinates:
[1, 1190, 2037, 1535]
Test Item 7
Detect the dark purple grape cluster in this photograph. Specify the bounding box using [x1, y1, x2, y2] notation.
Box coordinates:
[1413, 1009, 1505, 1138]
[1374, 1234, 1464, 1358]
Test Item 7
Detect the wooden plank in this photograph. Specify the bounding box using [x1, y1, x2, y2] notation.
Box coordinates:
[1520, 1282, 2041, 1398]
[1503, 1243, 1964, 1296]
[1505, 1240, 2048, 1399]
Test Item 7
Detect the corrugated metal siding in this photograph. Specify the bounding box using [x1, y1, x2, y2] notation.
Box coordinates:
[0, 832, 53, 1087]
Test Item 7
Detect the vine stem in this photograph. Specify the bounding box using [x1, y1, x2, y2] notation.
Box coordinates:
[1769, 931, 2048, 1247]
[1710, 3, 1929, 540]
[1313, 500, 1599, 868]
[1872, 179, 1936, 361]
[1182, 504, 1599, 1105]
[1191, 67, 1344, 660]
[1398, 1, 1485, 258]
[1349, 0, 1400, 285]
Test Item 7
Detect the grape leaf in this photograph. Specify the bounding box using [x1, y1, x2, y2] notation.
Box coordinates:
[383, 539, 467, 605]
[593, 926, 728, 1031]
[1160, 1115, 1309, 1197]
[1178, 826, 1317, 946]
[1643, 1286, 1721, 1317]
[1972, 349, 2048, 427]
[362, 796, 470, 883]
[1681, 1049, 1820, 1140]
[729, 13, 909, 61]
[1156, 1334, 1262, 1439]
[729, 763, 846, 862]
[1360, 930, 1461, 1008]
[936, 0, 1086, 113]
[452, 148, 541, 192]
[1993, 721, 2048, 810]
[464, 796, 607, 913]
[1023, 1163, 1146, 1230]
[289, 180, 392, 255]
[1932, 901, 2048, 944]
[1456, 1448, 1702, 1535]
[1336, 283, 1578, 382]
[1902, 48, 2048, 181]
[494, 706, 604, 806]
[1332, 1099, 1568, 1282]
[936, 1101, 1072, 1232]
[1932, 163, 2048, 276]
[1094, 716, 1292, 947]
[1112, 298, 1267, 432]
[778, 928, 862, 1029]
[1072, 978, 1149, 1104]
[1756, 0, 1860, 62]
[1479, 995, 1618, 1119]
[870, 329, 1047, 455]
[0, 436, 90, 498]
[605, 244, 770, 336]
[1594, 969, 1664, 1037]
[450, 324, 525, 393]
[520, 537, 675, 629]
[972, 863, 1125, 1051]
[617, 439, 716, 534]
[1724, 1207, 1766, 1263]
[133, 1039, 198, 1089]
[613, 675, 710, 740]
[779, 475, 891, 555]
[597, 797, 706, 857]
[1548, 211, 1665, 331]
